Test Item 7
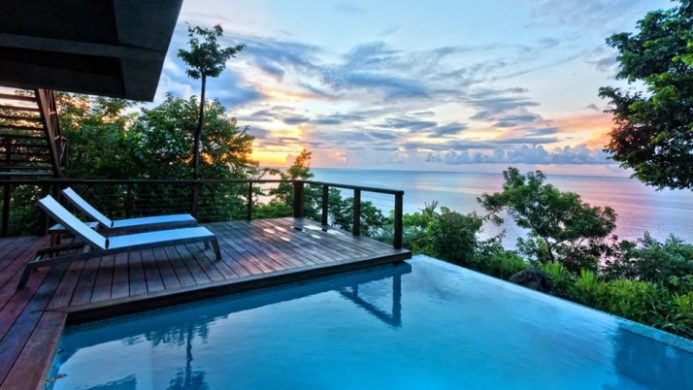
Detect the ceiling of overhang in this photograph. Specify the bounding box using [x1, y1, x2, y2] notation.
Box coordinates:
[0, 0, 184, 101]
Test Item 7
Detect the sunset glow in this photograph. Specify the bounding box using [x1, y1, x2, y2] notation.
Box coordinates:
[152, 0, 671, 168]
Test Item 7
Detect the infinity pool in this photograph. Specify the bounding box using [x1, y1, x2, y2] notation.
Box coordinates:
[49, 256, 691, 389]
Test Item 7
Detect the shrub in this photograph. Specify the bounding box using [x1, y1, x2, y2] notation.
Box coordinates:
[605, 233, 693, 293]
[426, 208, 484, 265]
[470, 239, 528, 278]
[540, 263, 573, 297]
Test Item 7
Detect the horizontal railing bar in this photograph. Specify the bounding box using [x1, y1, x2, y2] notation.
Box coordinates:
[304, 180, 404, 195]
[0, 179, 404, 195]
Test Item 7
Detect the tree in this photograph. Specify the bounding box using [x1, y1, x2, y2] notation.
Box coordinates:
[267, 149, 320, 216]
[599, 0, 692, 189]
[479, 168, 617, 272]
[131, 94, 257, 180]
[178, 24, 245, 179]
[57, 94, 139, 179]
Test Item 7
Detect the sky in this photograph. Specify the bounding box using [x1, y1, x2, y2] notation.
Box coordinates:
[154, 0, 671, 170]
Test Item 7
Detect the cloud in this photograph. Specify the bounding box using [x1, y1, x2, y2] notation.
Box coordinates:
[427, 145, 609, 165]
[430, 122, 467, 137]
[528, 0, 650, 29]
[335, 3, 367, 15]
[282, 115, 310, 125]
[380, 117, 437, 132]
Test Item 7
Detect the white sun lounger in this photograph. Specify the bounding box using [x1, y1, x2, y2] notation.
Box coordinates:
[62, 187, 197, 230]
[17, 195, 221, 289]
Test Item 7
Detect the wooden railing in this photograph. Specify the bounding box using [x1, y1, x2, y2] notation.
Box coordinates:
[0, 178, 405, 249]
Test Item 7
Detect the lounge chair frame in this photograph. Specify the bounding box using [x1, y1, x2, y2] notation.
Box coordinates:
[18, 196, 221, 289]
[61, 187, 197, 231]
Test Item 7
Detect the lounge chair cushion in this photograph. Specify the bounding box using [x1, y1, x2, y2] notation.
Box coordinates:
[111, 214, 196, 229]
[38, 196, 108, 250]
[62, 187, 113, 227]
[107, 227, 216, 250]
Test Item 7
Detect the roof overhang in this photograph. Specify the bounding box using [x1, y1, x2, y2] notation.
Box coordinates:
[0, 0, 184, 101]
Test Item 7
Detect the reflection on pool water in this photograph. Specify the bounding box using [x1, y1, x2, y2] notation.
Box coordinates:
[49, 256, 691, 390]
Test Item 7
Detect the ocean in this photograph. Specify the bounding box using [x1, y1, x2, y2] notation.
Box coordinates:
[310, 167, 693, 247]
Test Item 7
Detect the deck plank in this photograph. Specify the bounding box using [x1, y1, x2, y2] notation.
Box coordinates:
[0, 218, 411, 389]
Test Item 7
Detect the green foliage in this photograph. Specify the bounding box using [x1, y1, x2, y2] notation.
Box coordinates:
[178, 24, 246, 179]
[470, 238, 527, 279]
[58, 94, 140, 179]
[479, 167, 616, 272]
[605, 233, 693, 293]
[426, 208, 484, 265]
[599, 0, 693, 189]
[539, 262, 573, 296]
[131, 94, 257, 179]
[400, 202, 490, 267]
[177, 25, 245, 80]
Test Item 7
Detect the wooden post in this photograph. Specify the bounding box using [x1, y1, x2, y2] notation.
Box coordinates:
[394, 192, 403, 249]
[190, 182, 200, 218]
[1, 138, 10, 236]
[246, 182, 253, 220]
[43, 184, 58, 234]
[321, 184, 329, 227]
[1, 182, 10, 237]
[293, 181, 305, 218]
[125, 182, 133, 218]
[352, 189, 361, 236]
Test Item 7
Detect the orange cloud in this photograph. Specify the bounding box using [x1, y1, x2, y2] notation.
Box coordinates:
[551, 111, 614, 148]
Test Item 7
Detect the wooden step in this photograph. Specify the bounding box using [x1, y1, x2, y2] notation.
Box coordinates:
[0, 124, 43, 131]
[0, 134, 46, 140]
[0, 105, 39, 112]
[0, 115, 41, 122]
[0, 93, 36, 102]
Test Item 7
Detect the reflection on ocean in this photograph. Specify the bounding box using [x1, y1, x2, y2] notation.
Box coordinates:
[313, 167, 693, 246]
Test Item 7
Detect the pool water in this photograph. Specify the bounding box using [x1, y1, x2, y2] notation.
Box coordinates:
[49, 256, 691, 389]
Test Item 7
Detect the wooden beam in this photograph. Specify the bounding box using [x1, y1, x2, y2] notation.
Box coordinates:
[353, 189, 361, 236]
[293, 181, 305, 218]
[34, 89, 61, 177]
[0, 33, 161, 61]
[322, 185, 329, 227]
[394, 193, 403, 250]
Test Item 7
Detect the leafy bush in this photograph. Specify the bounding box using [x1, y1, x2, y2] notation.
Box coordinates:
[540, 263, 573, 296]
[480, 168, 616, 272]
[605, 233, 693, 293]
[470, 238, 527, 279]
[426, 208, 484, 265]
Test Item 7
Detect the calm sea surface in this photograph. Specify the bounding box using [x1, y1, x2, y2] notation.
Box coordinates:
[311, 167, 693, 247]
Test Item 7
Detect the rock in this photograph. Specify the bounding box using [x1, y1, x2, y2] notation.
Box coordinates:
[508, 267, 555, 294]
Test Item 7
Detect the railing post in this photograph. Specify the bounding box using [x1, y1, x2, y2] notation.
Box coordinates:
[394, 192, 403, 249]
[125, 182, 133, 218]
[2, 138, 10, 236]
[43, 184, 58, 234]
[1, 182, 10, 237]
[352, 189, 361, 236]
[246, 181, 253, 220]
[321, 184, 329, 227]
[293, 181, 304, 218]
[190, 182, 200, 218]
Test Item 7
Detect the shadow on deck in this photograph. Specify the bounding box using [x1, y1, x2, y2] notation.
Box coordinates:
[0, 217, 411, 389]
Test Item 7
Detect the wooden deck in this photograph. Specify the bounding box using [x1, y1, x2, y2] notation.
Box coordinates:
[0, 217, 410, 389]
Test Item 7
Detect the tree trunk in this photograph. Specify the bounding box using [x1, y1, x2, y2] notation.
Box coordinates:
[543, 237, 556, 263]
[192, 74, 207, 180]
